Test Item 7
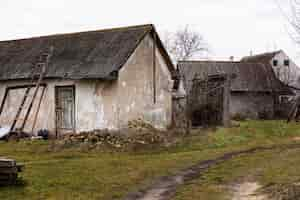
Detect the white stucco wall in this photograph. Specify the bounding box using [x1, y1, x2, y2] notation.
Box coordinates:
[105, 33, 173, 130]
[271, 51, 300, 88]
[0, 79, 74, 134]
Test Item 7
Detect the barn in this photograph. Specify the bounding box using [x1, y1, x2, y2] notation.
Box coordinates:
[0, 24, 177, 136]
[178, 61, 294, 125]
[241, 50, 300, 89]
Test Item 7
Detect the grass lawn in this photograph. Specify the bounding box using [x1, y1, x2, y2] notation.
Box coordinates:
[175, 121, 300, 200]
[1, 120, 300, 200]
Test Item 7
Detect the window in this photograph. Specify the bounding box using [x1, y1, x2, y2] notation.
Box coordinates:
[284, 59, 290, 66]
[273, 59, 278, 67]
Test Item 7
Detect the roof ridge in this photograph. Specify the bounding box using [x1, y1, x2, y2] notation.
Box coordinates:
[0, 24, 154, 43]
[242, 50, 282, 59]
[178, 61, 269, 66]
[178, 60, 241, 63]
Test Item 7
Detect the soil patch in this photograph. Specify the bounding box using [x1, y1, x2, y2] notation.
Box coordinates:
[232, 182, 267, 200]
[122, 143, 300, 200]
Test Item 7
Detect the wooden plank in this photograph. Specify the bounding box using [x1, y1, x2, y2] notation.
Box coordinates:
[0, 87, 9, 117]
[20, 48, 53, 132]
[0, 158, 22, 186]
[10, 87, 31, 132]
[6, 84, 47, 90]
[0, 175, 17, 185]
[0, 158, 16, 167]
[0, 173, 17, 180]
[0, 84, 47, 121]
[152, 30, 156, 104]
[0, 167, 18, 174]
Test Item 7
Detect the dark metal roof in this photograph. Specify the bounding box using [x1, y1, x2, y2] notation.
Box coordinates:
[0, 24, 175, 81]
[178, 60, 294, 95]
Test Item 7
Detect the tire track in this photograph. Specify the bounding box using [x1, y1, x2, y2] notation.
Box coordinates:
[122, 143, 300, 200]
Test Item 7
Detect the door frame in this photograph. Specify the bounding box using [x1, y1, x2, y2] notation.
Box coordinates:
[55, 85, 76, 137]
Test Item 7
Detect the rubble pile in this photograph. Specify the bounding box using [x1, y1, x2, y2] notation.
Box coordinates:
[127, 119, 157, 132]
[52, 119, 169, 151]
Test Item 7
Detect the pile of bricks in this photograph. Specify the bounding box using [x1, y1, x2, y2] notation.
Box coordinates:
[0, 158, 23, 186]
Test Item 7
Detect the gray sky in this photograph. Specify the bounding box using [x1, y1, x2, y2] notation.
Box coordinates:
[1, 0, 299, 64]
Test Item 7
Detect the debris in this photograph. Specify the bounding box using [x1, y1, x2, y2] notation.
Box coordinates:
[30, 136, 43, 140]
[49, 127, 168, 151]
[6, 132, 30, 141]
[287, 95, 300, 123]
[127, 118, 157, 132]
[37, 129, 49, 140]
[0, 126, 10, 140]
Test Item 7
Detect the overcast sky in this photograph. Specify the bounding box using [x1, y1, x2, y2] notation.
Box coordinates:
[1, 0, 299, 64]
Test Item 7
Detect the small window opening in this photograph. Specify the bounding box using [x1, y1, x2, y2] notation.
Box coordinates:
[273, 59, 278, 67]
[284, 59, 290, 66]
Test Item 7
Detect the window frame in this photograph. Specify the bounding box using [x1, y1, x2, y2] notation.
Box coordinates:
[284, 59, 290, 66]
[273, 59, 278, 67]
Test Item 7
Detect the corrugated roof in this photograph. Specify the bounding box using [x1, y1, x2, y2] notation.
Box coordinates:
[0, 24, 175, 81]
[178, 60, 293, 95]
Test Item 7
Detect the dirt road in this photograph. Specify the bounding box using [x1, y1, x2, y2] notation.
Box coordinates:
[122, 144, 300, 200]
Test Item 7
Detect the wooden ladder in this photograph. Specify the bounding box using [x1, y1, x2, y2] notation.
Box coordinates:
[10, 47, 54, 133]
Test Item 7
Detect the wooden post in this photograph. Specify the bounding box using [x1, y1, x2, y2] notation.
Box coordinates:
[153, 31, 156, 104]
[0, 87, 9, 117]
[222, 74, 231, 127]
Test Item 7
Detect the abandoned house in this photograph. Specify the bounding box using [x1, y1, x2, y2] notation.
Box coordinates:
[0, 24, 177, 136]
[178, 61, 294, 124]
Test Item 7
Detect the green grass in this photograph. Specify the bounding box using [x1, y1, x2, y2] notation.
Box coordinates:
[175, 147, 300, 200]
[175, 121, 300, 200]
[1, 120, 300, 199]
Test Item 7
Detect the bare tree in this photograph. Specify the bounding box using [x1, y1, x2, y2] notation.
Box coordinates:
[163, 25, 208, 62]
[275, 0, 300, 43]
[273, 1, 300, 87]
[289, 0, 300, 43]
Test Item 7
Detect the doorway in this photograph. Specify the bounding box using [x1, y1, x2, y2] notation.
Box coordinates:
[55, 86, 75, 134]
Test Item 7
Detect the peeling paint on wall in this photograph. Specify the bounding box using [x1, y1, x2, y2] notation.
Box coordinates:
[0, 33, 173, 135]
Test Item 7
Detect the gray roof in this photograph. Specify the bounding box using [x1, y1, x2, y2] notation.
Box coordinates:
[0, 24, 175, 81]
[178, 61, 293, 95]
[241, 50, 281, 63]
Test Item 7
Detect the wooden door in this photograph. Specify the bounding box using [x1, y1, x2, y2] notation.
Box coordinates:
[55, 86, 75, 133]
